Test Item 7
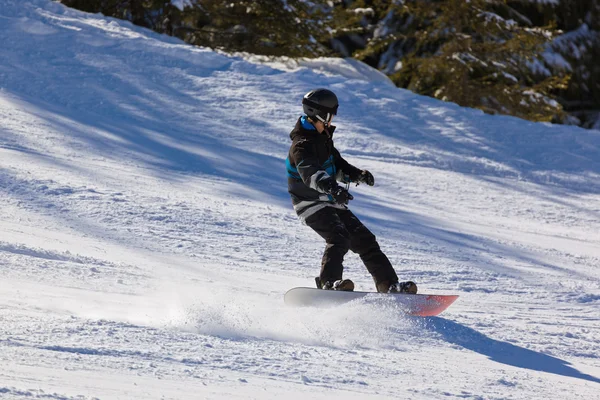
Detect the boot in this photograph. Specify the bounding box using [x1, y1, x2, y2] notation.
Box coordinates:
[377, 280, 418, 294]
[316, 277, 355, 291]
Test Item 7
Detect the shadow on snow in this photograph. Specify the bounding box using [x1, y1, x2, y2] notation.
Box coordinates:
[423, 317, 600, 384]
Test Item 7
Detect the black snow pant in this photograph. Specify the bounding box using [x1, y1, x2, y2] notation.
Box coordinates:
[305, 207, 398, 287]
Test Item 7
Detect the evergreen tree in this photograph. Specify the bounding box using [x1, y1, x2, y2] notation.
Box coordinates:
[59, 0, 329, 57]
[548, 0, 600, 128]
[59, 1, 176, 31]
[331, 1, 567, 122]
[501, 0, 600, 127]
[185, 0, 328, 56]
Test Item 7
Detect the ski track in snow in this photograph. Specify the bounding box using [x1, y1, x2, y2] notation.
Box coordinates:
[1, 1, 600, 399]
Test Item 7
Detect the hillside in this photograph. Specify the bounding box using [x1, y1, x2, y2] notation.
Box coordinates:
[1, 1, 600, 399]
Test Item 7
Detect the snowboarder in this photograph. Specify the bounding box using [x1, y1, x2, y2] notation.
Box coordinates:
[286, 88, 417, 294]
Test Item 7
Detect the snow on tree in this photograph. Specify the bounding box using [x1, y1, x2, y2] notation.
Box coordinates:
[171, 0, 193, 11]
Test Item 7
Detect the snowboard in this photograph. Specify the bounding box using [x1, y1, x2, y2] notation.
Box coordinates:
[284, 287, 458, 317]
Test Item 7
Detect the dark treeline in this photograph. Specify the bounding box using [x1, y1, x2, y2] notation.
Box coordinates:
[59, 0, 600, 130]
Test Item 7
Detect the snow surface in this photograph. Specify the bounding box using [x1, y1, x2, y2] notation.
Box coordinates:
[1, 1, 600, 399]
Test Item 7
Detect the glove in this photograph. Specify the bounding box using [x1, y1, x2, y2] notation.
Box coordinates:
[330, 185, 353, 205]
[317, 178, 353, 205]
[317, 177, 338, 194]
[358, 170, 375, 186]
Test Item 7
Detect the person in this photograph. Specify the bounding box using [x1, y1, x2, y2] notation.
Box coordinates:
[286, 88, 417, 294]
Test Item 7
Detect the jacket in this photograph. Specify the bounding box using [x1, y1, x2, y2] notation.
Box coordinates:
[286, 116, 362, 220]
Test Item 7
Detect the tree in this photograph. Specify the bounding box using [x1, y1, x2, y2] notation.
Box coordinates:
[59, 1, 175, 31]
[60, 0, 330, 57]
[332, 0, 568, 122]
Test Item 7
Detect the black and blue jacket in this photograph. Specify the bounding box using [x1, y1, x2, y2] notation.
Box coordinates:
[286, 116, 362, 220]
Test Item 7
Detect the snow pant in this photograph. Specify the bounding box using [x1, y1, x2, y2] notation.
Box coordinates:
[304, 207, 398, 286]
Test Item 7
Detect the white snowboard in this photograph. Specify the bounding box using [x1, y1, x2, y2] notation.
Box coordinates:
[284, 287, 458, 316]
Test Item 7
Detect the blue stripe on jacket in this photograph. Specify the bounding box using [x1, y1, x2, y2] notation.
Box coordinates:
[286, 155, 336, 181]
[286, 156, 301, 179]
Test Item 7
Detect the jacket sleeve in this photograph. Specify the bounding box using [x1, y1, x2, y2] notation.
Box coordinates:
[291, 139, 334, 193]
[333, 146, 362, 183]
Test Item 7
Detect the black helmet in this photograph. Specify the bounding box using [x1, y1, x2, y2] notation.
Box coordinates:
[302, 88, 338, 124]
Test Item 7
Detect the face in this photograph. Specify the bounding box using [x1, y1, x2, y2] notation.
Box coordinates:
[312, 115, 334, 134]
[327, 115, 334, 126]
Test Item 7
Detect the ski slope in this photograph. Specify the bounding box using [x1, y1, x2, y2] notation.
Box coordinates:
[1, 1, 600, 399]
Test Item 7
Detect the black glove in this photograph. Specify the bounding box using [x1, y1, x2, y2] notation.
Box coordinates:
[318, 177, 338, 194]
[358, 170, 375, 186]
[318, 178, 353, 205]
[330, 185, 353, 205]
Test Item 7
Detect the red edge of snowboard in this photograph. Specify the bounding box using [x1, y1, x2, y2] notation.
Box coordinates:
[409, 294, 459, 317]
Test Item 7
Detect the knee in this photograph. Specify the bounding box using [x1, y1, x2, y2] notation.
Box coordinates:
[353, 230, 380, 254]
[326, 223, 351, 249]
